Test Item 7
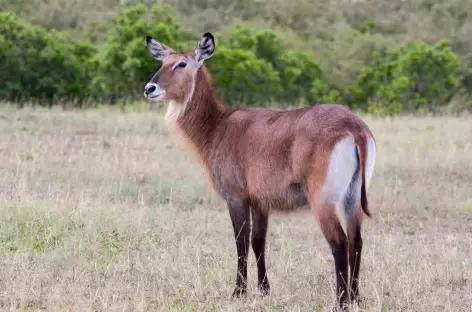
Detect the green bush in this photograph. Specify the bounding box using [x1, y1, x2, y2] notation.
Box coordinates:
[0, 3, 469, 113]
[278, 50, 328, 103]
[219, 24, 336, 105]
[310, 79, 343, 104]
[350, 40, 462, 115]
[0, 6, 338, 107]
[314, 29, 395, 92]
[208, 26, 285, 105]
[207, 46, 282, 106]
[0, 12, 98, 103]
[222, 25, 285, 67]
[92, 4, 186, 101]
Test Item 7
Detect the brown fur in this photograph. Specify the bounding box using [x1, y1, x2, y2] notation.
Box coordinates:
[145, 35, 376, 310]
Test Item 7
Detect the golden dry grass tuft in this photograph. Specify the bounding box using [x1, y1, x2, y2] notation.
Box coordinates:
[0, 104, 471, 311]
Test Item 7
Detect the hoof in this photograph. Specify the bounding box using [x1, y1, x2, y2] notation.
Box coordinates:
[258, 282, 270, 296]
[331, 303, 349, 312]
[350, 293, 363, 305]
[331, 298, 349, 312]
[231, 286, 246, 298]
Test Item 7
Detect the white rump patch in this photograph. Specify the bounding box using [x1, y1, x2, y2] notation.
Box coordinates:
[322, 136, 361, 233]
[365, 136, 376, 189]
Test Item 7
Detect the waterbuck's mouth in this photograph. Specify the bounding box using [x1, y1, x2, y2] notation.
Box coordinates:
[145, 92, 165, 101]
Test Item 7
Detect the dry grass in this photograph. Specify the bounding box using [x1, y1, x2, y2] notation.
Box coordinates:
[0, 104, 471, 311]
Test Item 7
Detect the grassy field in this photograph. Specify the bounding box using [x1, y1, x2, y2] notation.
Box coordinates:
[0, 104, 471, 311]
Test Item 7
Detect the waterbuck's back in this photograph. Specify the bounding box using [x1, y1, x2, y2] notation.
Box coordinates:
[208, 104, 373, 213]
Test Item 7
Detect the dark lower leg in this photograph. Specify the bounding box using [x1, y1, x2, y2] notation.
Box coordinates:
[228, 199, 250, 297]
[329, 238, 349, 309]
[317, 212, 349, 309]
[251, 208, 269, 295]
[348, 222, 363, 302]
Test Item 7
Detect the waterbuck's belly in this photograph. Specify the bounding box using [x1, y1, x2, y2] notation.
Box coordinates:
[250, 182, 310, 212]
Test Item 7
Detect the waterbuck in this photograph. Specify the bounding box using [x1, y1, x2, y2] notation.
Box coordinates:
[143, 32, 376, 310]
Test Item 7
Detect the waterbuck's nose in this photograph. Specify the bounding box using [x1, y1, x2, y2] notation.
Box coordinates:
[145, 84, 157, 94]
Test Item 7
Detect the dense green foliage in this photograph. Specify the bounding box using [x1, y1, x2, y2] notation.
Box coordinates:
[0, 12, 98, 103]
[350, 41, 462, 115]
[1, 0, 471, 114]
[92, 5, 186, 101]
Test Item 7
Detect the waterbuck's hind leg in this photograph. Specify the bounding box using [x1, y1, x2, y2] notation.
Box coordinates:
[317, 207, 350, 310]
[310, 135, 363, 310]
[227, 198, 251, 298]
[347, 210, 364, 304]
[251, 207, 270, 295]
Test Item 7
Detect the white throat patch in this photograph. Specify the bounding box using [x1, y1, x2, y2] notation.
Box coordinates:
[165, 100, 185, 121]
[164, 72, 197, 122]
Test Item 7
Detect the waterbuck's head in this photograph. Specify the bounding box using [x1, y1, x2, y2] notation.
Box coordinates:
[143, 33, 215, 113]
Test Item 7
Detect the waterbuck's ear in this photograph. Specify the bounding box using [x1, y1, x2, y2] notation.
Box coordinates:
[194, 32, 215, 66]
[146, 36, 172, 61]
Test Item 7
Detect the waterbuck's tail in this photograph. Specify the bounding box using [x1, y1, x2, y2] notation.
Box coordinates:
[357, 141, 371, 218]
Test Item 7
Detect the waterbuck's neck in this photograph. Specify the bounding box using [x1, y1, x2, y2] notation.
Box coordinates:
[173, 67, 227, 162]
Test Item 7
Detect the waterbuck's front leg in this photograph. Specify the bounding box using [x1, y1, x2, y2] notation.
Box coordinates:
[227, 198, 250, 297]
[251, 208, 270, 295]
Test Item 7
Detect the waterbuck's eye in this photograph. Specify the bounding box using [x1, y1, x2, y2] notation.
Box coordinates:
[176, 62, 187, 69]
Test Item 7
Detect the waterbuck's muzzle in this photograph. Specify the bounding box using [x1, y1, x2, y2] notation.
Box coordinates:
[144, 82, 165, 101]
